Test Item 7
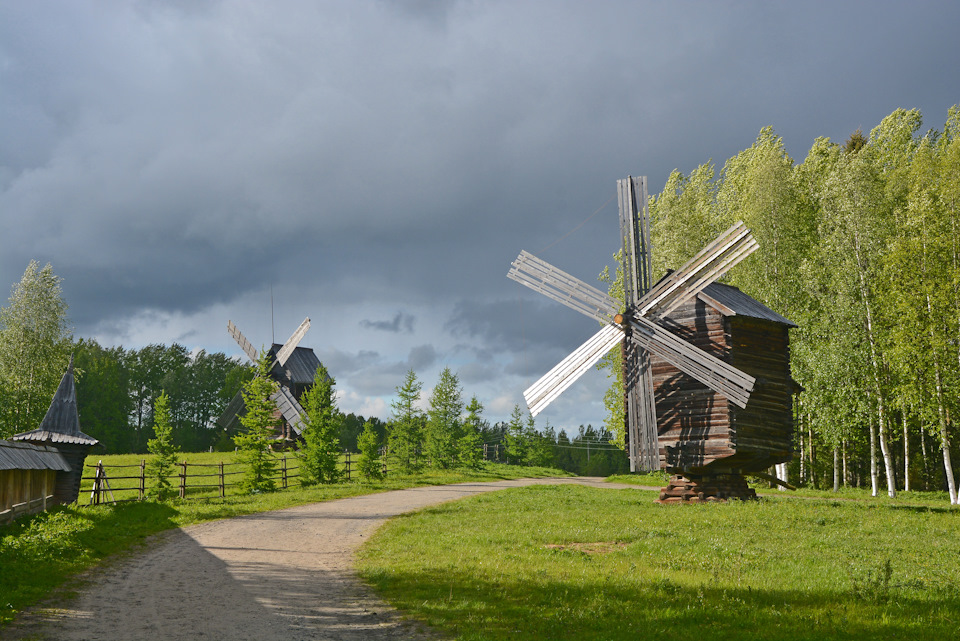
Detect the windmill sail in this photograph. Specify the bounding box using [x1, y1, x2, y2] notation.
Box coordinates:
[228, 320, 258, 363]
[276, 317, 311, 366]
[523, 324, 623, 416]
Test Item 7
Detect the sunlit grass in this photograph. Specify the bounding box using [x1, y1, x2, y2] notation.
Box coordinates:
[607, 472, 957, 508]
[0, 462, 570, 626]
[357, 484, 960, 641]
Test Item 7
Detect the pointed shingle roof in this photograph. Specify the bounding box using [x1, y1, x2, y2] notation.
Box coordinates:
[11, 355, 99, 446]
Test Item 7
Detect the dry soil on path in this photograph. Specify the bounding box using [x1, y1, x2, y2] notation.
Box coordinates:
[10, 477, 648, 641]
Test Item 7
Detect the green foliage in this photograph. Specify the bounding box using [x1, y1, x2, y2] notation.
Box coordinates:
[146, 391, 179, 501]
[457, 396, 485, 469]
[358, 485, 960, 641]
[599, 105, 960, 502]
[298, 365, 343, 485]
[0, 261, 72, 438]
[233, 351, 279, 494]
[357, 420, 384, 480]
[388, 369, 424, 474]
[73, 339, 133, 453]
[425, 367, 464, 469]
[505, 404, 529, 465]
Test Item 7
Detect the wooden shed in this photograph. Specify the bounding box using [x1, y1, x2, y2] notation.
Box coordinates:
[11, 357, 99, 505]
[0, 440, 71, 523]
[652, 280, 797, 501]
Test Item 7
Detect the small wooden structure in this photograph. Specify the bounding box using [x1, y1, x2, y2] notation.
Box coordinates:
[11, 356, 99, 506]
[0, 439, 71, 523]
[653, 281, 797, 502]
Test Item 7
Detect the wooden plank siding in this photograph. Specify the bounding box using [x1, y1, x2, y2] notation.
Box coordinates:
[653, 296, 794, 474]
[0, 469, 58, 523]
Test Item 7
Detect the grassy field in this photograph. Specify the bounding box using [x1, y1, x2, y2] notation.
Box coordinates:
[356, 484, 960, 641]
[0, 458, 570, 627]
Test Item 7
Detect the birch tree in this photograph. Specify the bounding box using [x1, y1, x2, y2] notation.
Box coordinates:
[0, 261, 72, 438]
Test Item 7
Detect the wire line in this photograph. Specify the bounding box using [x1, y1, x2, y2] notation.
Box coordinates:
[537, 193, 616, 254]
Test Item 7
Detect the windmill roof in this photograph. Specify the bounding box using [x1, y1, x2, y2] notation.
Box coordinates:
[697, 282, 797, 327]
[11, 356, 99, 447]
[0, 439, 72, 471]
[268, 344, 322, 385]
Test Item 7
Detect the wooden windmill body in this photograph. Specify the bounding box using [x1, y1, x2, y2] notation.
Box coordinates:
[508, 176, 796, 501]
[217, 318, 322, 445]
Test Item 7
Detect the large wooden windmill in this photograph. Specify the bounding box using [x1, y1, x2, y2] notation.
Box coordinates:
[509, 176, 796, 501]
[217, 317, 321, 444]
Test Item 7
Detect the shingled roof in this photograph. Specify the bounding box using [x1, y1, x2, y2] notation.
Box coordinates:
[11, 356, 99, 446]
[0, 439, 71, 471]
[697, 281, 797, 328]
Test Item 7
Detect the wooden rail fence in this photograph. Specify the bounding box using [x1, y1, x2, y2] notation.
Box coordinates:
[85, 450, 391, 505]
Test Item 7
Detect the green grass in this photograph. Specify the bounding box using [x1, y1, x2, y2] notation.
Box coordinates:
[0, 461, 571, 627]
[356, 484, 960, 641]
[607, 473, 957, 509]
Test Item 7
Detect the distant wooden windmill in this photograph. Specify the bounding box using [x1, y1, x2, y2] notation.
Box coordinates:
[509, 176, 796, 501]
[217, 317, 321, 445]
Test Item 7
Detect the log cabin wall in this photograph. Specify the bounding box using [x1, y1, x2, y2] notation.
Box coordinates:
[652, 292, 795, 474]
[1, 468, 58, 513]
[727, 316, 794, 470]
[654, 297, 734, 471]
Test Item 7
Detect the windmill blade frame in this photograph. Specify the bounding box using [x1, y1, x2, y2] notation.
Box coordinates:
[227, 320, 259, 363]
[275, 317, 311, 366]
[508, 251, 619, 324]
[627, 315, 755, 408]
[523, 324, 624, 416]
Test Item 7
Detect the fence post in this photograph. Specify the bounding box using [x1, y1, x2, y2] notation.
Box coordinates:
[179, 461, 187, 499]
[139, 459, 146, 501]
[219, 461, 225, 498]
[91, 461, 104, 505]
[344, 450, 351, 481]
[282, 455, 288, 489]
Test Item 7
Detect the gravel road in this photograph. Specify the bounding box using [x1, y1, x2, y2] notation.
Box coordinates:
[10, 477, 646, 641]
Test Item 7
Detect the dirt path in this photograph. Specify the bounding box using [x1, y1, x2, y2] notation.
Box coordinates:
[12, 477, 647, 641]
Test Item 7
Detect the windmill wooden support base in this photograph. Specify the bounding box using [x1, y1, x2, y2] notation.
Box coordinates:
[657, 473, 757, 504]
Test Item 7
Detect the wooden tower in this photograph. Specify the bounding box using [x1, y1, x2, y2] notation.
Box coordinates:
[11, 356, 99, 505]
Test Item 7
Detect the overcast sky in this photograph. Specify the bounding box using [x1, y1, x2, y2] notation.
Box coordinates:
[2, 1, 959, 429]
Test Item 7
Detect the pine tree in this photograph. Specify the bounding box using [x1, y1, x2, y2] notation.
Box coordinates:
[357, 420, 384, 480]
[298, 365, 342, 485]
[388, 369, 424, 474]
[505, 404, 528, 465]
[457, 395, 485, 469]
[233, 351, 279, 493]
[146, 390, 179, 501]
[425, 367, 464, 468]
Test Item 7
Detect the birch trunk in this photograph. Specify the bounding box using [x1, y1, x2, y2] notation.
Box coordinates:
[853, 229, 896, 497]
[870, 418, 879, 497]
[903, 411, 910, 492]
[833, 447, 840, 492]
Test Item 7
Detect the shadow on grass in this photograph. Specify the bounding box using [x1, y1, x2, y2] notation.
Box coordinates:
[361, 566, 960, 641]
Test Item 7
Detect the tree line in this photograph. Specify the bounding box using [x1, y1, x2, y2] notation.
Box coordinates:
[602, 106, 960, 502]
[0, 263, 620, 476]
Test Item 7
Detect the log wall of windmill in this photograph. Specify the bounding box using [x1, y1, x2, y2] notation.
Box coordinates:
[653, 299, 735, 471]
[652, 298, 794, 473]
[725, 316, 794, 470]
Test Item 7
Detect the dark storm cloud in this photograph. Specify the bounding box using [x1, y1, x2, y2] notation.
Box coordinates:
[2, 1, 960, 423]
[360, 312, 415, 334]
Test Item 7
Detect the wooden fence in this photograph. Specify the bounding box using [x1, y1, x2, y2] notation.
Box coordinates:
[84, 450, 389, 505]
